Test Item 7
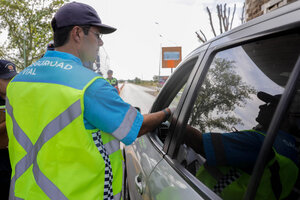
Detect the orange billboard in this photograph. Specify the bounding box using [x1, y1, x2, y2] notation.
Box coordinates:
[162, 47, 182, 68]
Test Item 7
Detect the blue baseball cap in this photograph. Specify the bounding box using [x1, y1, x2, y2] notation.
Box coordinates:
[51, 2, 116, 34]
[0, 60, 17, 79]
[257, 91, 281, 105]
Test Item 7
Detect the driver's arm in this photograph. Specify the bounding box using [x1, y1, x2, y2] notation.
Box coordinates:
[184, 125, 205, 155]
[138, 108, 171, 137]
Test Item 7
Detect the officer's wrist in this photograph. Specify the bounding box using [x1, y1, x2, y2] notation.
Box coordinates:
[163, 108, 171, 121]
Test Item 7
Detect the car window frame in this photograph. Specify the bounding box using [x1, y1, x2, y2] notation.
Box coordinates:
[162, 0, 300, 158]
[146, 44, 209, 156]
[164, 29, 300, 199]
[244, 50, 300, 199]
[167, 28, 300, 157]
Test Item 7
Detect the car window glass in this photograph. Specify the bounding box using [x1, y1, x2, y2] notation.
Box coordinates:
[155, 56, 201, 145]
[157, 84, 188, 145]
[169, 84, 186, 108]
[177, 33, 300, 199]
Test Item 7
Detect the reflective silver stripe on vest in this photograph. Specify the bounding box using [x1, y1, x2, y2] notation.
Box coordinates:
[112, 106, 137, 141]
[6, 99, 33, 152]
[121, 160, 125, 200]
[12, 197, 24, 200]
[104, 139, 120, 155]
[114, 192, 121, 200]
[7, 99, 82, 200]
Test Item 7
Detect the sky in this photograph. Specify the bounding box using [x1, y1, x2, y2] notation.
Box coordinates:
[75, 0, 245, 80]
[1, 0, 245, 80]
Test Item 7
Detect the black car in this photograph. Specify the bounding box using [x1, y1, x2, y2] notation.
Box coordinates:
[124, 2, 300, 200]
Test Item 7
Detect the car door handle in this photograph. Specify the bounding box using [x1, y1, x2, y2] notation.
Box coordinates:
[135, 173, 144, 195]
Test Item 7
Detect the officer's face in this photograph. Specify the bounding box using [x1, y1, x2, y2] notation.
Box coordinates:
[0, 78, 10, 99]
[80, 26, 103, 63]
[256, 103, 277, 129]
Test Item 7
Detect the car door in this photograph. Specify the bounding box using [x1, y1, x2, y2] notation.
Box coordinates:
[124, 44, 208, 200]
[141, 46, 222, 200]
[164, 29, 300, 200]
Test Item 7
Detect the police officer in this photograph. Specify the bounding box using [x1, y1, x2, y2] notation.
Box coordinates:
[6, 2, 172, 200]
[0, 60, 17, 199]
[40, 41, 55, 58]
[47, 41, 55, 51]
[106, 70, 119, 94]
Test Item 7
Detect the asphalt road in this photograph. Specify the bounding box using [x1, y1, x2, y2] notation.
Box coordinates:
[120, 83, 156, 114]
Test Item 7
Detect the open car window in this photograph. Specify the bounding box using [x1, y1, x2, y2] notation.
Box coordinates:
[151, 54, 203, 146]
[176, 33, 300, 199]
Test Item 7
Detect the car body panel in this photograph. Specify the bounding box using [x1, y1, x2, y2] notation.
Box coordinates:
[146, 158, 205, 200]
[125, 135, 165, 200]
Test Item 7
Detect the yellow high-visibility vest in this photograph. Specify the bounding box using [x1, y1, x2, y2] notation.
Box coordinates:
[6, 61, 123, 199]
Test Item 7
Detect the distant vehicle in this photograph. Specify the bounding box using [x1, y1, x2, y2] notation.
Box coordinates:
[123, 2, 300, 200]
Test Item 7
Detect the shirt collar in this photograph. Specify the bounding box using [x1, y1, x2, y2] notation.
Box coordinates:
[43, 51, 82, 66]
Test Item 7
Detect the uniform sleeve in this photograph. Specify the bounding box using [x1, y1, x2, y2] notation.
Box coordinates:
[84, 78, 144, 145]
[202, 131, 264, 170]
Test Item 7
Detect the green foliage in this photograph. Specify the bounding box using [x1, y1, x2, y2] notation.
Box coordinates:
[0, 0, 68, 69]
[134, 77, 141, 84]
[190, 58, 256, 132]
[153, 75, 159, 81]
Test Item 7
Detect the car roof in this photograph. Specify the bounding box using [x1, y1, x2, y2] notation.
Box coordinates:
[185, 1, 300, 60]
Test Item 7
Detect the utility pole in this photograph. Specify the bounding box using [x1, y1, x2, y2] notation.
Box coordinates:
[159, 41, 161, 84]
[96, 54, 100, 72]
[155, 22, 162, 87]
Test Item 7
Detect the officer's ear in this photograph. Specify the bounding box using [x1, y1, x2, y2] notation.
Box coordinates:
[71, 26, 84, 44]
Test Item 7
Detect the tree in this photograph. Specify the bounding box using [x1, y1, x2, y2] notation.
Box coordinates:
[153, 75, 159, 82]
[196, 3, 245, 43]
[134, 77, 142, 84]
[0, 0, 68, 70]
[189, 58, 256, 132]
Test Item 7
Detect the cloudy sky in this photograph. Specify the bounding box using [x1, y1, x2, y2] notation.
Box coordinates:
[1, 0, 245, 80]
[80, 0, 244, 80]
[76, 0, 245, 80]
